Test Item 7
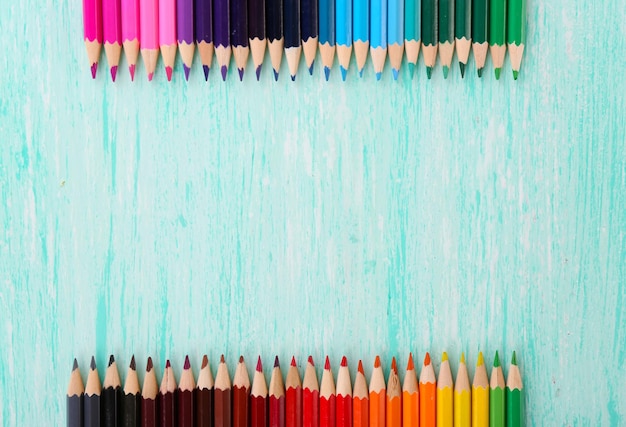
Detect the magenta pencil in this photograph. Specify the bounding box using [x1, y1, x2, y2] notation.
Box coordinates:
[159, 0, 177, 81]
[121, 0, 140, 80]
[83, 0, 103, 78]
[140, 0, 159, 80]
[177, 0, 195, 80]
[103, 0, 122, 81]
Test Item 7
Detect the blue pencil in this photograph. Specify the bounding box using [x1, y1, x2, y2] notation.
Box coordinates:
[318, 0, 335, 79]
[388, 0, 404, 79]
[301, 0, 318, 73]
[336, 0, 352, 80]
[404, 0, 421, 78]
[353, 0, 369, 76]
[370, 0, 387, 79]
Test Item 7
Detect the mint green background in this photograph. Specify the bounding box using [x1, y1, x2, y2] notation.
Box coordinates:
[1, 0, 625, 425]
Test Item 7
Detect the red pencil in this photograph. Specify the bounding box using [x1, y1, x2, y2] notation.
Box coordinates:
[251, 356, 268, 427]
[336, 357, 352, 427]
[353, 361, 368, 427]
[286, 357, 303, 427]
[303, 356, 320, 427]
[270, 357, 286, 427]
[320, 356, 336, 427]
[215, 355, 232, 427]
[234, 356, 251, 427]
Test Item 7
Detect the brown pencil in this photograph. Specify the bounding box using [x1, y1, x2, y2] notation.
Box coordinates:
[196, 355, 214, 427]
[160, 360, 177, 427]
[121, 356, 140, 427]
[269, 357, 286, 427]
[251, 356, 269, 427]
[67, 358, 84, 427]
[179, 355, 195, 427]
[142, 358, 158, 427]
[215, 355, 232, 427]
[234, 356, 251, 427]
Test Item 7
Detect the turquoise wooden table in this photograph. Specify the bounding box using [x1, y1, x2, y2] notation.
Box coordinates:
[1, 0, 625, 424]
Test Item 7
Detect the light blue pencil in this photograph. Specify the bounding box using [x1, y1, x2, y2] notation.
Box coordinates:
[336, 0, 353, 80]
[353, 0, 369, 76]
[370, 0, 387, 79]
[405, 0, 421, 78]
[388, 0, 404, 79]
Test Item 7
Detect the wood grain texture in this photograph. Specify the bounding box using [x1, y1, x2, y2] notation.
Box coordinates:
[1, 0, 626, 425]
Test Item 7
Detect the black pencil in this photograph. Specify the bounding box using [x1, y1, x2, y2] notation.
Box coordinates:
[266, 0, 284, 79]
[196, 355, 214, 427]
[102, 355, 121, 427]
[67, 358, 84, 427]
[85, 356, 102, 427]
[122, 356, 141, 427]
[160, 359, 178, 427]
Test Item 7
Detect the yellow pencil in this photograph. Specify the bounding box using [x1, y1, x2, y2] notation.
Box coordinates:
[437, 352, 453, 427]
[472, 352, 489, 427]
[454, 353, 471, 427]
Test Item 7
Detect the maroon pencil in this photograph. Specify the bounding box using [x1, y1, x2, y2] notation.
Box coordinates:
[214, 355, 232, 427]
[179, 355, 195, 427]
[196, 355, 214, 427]
[142, 358, 158, 427]
[160, 360, 177, 427]
[233, 356, 251, 427]
[251, 357, 268, 427]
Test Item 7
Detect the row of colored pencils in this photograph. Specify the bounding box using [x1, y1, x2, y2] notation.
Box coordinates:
[83, 0, 526, 81]
[67, 351, 524, 427]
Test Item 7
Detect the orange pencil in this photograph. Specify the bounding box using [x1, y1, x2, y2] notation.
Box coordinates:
[386, 358, 401, 427]
[369, 356, 386, 427]
[286, 357, 303, 427]
[336, 357, 352, 427]
[320, 356, 336, 427]
[353, 361, 369, 427]
[402, 353, 419, 427]
[419, 353, 436, 427]
[303, 356, 320, 427]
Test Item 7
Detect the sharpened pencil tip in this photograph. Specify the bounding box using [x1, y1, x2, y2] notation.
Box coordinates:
[477, 352, 484, 366]
[460, 353, 465, 363]
[147, 357, 153, 371]
[494, 68, 501, 80]
[255, 65, 262, 81]
[257, 356, 263, 371]
[308, 62, 314, 75]
[129, 64, 135, 81]
[408, 63, 415, 79]
[459, 62, 466, 78]
[477, 68, 483, 78]
[324, 67, 331, 81]
[274, 356, 280, 367]
[239, 355, 244, 363]
[513, 70, 519, 80]
[291, 356, 297, 367]
[165, 66, 173, 81]
[374, 356, 381, 368]
[221, 66, 228, 81]
[426, 67, 433, 79]
[148, 72, 154, 82]
[493, 351, 500, 367]
[108, 355, 115, 366]
[110, 66, 118, 82]
[391, 357, 397, 373]
[341, 356, 347, 367]
[273, 69, 279, 81]
[90, 356, 96, 370]
[357, 360, 364, 374]
[166, 359, 171, 368]
[375, 72, 382, 81]
[203, 65, 210, 81]
[511, 351, 517, 365]
[340, 66, 347, 81]
[220, 354, 225, 363]
[407, 353, 414, 370]
[184, 355, 191, 369]
[91, 63, 98, 79]
[442, 352, 448, 362]
[73, 358, 79, 370]
[308, 356, 314, 366]
[442, 66, 449, 79]
[424, 352, 431, 365]
[359, 68, 364, 78]
[130, 355, 136, 370]
[238, 68, 244, 81]
[184, 65, 191, 81]
[291, 75, 296, 82]
[392, 69, 399, 80]
[202, 355, 209, 369]
[324, 356, 330, 370]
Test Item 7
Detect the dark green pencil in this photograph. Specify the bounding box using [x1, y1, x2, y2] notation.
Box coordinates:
[507, 0, 526, 79]
[490, 0, 507, 78]
[438, 0, 454, 78]
[455, 0, 471, 76]
[422, 0, 438, 78]
[472, 0, 488, 76]
[506, 352, 524, 427]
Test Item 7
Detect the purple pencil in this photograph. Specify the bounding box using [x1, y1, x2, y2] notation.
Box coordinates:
[230, 0, 249, 80]
[195, 0, 214, 80]
[213, 0, 231, 80]
[178, 0, 195, 80]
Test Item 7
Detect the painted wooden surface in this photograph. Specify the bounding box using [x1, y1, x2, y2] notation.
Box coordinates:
[1, 0, 626, 425]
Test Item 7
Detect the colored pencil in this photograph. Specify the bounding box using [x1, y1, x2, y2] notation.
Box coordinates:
[438, 0, 454, 77]
[404, 0, 420, 77]
[142, 358, 158, 427]
[419, 352, 436, 427]
[231, 0, 249, 79]
[454, 353, 471, 427]
[83, 0, 103, 78]
[215, 355, 232, 427]
[196, 355, 215, 427]
[195, 0, 214, 80]
[286, 357, 303, 427]
[336, 0, 352, 80]
[454, 0, 471, 76]
[248, 0, 266, 80]
[402, 354, 418, 427]
[369, 356, 386, 427]
[121, 0, 140, 79]
[421, 0, 438, 78]
[102, 355, 121, 427]
[251, 357, 269, 427]
[352, 0, 368, 76]
[234, 356, 251, 427]
[103, 0, 122, 80]
[387, 0, 404, 79]
[318, 0, 335, 80]
[472, 0, 488, 76]
[320, 356, 336, 427]
[85, 356, 101, 427]
[160, 360, 177, 427]
[437, 352, 454, 427]
[490, 352, 505, 427]
[300, 0, 318, 74]
[353, 361, 369, 427]
[140, 0, 159, 80]
[67, 359, 84, 427]
[267, 0, 284, 79]
[506, 352, 524, 427]
[270, 357, 286, 427]
[472, 352, 489, 427]
[369, 0, 387, 79]
[284, 0, 302, 80]
[489, 0, 506, 78]
[336, 357, 352, 427]
[507, 0, 525, 79]
[214, 0, 232, 80]
[122, 356, 140, 427]
[159, 0, 177, 80]
[179, 356, 195, 427]
[303, 357, 320, 427]
[386, 358, 401, 427]
[177, 0, 195, 80]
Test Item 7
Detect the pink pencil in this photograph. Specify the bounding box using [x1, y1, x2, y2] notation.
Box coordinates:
[159, 0, 177, 81]
[83, 0, 103, 78]
[103, 0, 122, 81]
[121, 0, 140, 80]
[140, 0, 159, 80]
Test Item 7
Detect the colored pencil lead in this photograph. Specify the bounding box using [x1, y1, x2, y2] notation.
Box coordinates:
[292, 356, 297, 366]
[184, 65, 191, 81]
[129, 64, 136, 80]
[275, 356, 280, 367]
[256, 66, 262, 80]
[513, 70, 519, 80]
[426, 67, 433, 79]
[408, 63, 415, 79]
[91, 355, 97, 370]
[309, 63, 315, 75]
[477, 68, 483, 78]
[204, 66, 211, 80]
[110, 66, 118, 82]
[459, 63, 466, 77]
[392, 69, 399, 80]
[73, 358, 79, 370]
[221, 66, 228, 81]
[340, 67, 347, 81]
[274, 70, 280, 81]
[147, 356, 153, 370]
[442, 66, 449, 79]
[324, 67, 331, 81]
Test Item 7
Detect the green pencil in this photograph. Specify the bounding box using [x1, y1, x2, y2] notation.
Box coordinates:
[490, 0, 506, 78]
[405, 0, 421, 78]
[438, 0, 454, 78]
[507, 0, 526, 79]
[422, 0, 438, 78]
[506, 352, 524, 427]
[490, 352, 505, 427]
[455, 0, 471, 77]
[472, 0, 488, 76]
